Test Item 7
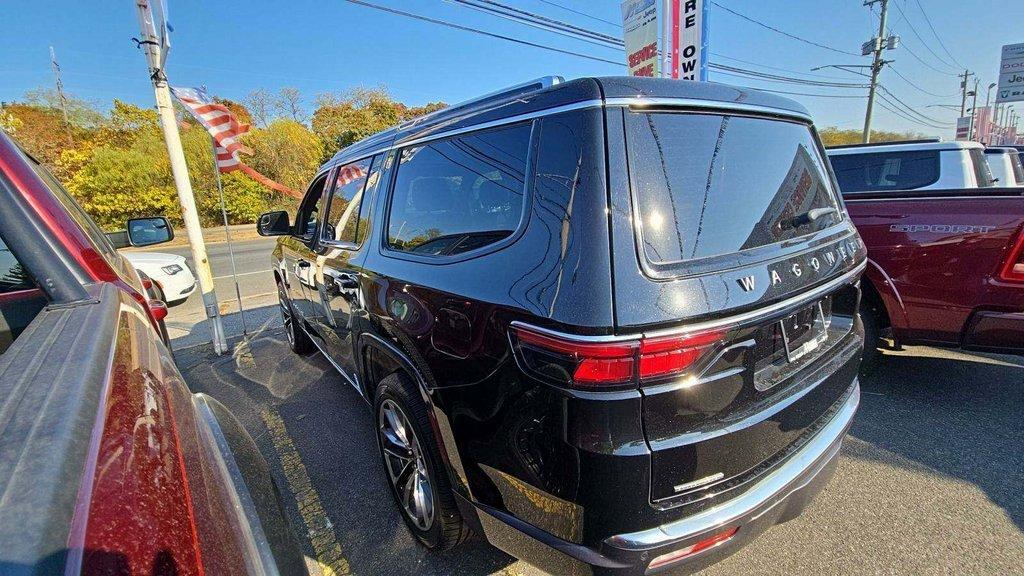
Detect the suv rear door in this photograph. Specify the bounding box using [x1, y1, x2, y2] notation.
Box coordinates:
[606, 105, 866, 505]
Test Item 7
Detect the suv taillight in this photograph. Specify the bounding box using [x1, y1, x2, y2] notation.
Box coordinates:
[998, 227, 1024, 283]
[511, 325, 724, 389]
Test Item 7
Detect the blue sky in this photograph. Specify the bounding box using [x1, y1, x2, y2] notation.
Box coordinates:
[3, 0, 1020, 136]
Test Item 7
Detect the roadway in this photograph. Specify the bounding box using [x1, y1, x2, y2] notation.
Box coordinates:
[141, 236, 280, 348]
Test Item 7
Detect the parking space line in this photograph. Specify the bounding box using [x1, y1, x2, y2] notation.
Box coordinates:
[213, 269, 272, 280]
[260, 408, 352, 576]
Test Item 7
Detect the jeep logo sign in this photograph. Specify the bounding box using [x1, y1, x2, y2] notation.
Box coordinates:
[997, 42, 1024, 104]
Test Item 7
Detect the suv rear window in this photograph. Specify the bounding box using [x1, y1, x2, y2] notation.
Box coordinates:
[386, 122, 531, 257]
[626, 112, 841, 264]
[828, 150, 940, 193]
[1011, 152, 1024, 185]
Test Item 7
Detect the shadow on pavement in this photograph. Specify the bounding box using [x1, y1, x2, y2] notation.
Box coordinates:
[850, 348, 1024, 532]
[176, 305, 516, 576]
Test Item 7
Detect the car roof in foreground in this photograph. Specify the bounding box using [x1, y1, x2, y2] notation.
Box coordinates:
[325, 76, 810, 169]
[827, 140, 984, 155]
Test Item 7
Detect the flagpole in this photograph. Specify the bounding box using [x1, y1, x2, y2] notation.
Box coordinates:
[210, 135, 249, 338]
[134, 0, 228, 354]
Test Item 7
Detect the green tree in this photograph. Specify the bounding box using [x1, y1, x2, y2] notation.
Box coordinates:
[242, 118, 324, 192]
[818, 127, 930, 147]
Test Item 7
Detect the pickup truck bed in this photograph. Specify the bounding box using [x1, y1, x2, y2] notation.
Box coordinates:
[844, 187, 1024, 356]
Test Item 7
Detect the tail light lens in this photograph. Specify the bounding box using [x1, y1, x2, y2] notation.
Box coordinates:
[998, 227, 1024, 283]
[511, 325, 724, 389]
[648, 526, 739, 570]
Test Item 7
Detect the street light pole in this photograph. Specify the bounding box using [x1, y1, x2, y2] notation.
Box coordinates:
[968, 79, 979, 140]
[133, 0, 228, 354]
[862, 0, 890, 144]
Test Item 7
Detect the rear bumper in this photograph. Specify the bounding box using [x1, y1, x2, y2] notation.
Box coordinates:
[461, 380, 860, 575]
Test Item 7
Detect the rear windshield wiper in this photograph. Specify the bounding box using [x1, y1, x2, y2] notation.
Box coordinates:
[784, 207, 838, 230]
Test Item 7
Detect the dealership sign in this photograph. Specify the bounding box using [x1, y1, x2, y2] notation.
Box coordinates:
[955, 116, 971, 141]
[621, 0, 659, 77]
[996, 42, 1024, 103]
[663, 0, 708, 81]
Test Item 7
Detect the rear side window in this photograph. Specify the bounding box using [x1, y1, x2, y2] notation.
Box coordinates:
[828, 150, 940, 193]
[626, 112, 842, 264]
[0, 235, 44, 354]
[386, 123, 531, 257]
[1011, 152, 1024, 184]
[969, 149, 994, 187]
[324, 157, 372, 245]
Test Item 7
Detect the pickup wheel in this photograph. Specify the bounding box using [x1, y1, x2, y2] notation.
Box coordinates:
[277, 281, 313, 354]
[374, 372, 469, 551]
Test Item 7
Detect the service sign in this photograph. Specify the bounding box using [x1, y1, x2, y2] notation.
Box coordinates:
[621, 0, 659, 77]
[996, 42, 1024, 104]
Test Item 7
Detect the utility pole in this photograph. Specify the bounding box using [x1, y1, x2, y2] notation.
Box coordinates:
[862, 0, 891, 144]
[958, 69, 975, 118]
[968, 78, 979, 140]
[133, 0, 228, 355]
[49, 46, 73, 144]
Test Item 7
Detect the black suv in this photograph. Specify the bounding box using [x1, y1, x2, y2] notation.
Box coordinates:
[258, 76, 866, 575]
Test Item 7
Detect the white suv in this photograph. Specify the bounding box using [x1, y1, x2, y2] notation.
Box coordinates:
[827, 140, 994, 193]
[984, 147, 1024, 187]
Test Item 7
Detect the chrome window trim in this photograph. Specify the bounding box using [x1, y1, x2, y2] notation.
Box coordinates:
[843, 195, 1024, 202]
[509, 259, 866, 343]
[605, 380, 859, 550]
[604, 97, 812, 122]
[330, 100, 603, 165]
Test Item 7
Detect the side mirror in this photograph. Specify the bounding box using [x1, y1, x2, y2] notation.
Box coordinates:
[127, 217, 174, 247]
[257, 211, 291, 236]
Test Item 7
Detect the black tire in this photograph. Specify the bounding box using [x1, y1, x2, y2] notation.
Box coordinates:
[859, 304, 882, 374]
[374, 372, 469, 550]
[277, 281, 313, 354]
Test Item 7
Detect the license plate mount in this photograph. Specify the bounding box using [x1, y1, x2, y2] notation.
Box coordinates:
[780, 301, 829, 363]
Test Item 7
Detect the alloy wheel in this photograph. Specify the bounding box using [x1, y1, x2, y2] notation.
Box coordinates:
[378, 399, 434, 531]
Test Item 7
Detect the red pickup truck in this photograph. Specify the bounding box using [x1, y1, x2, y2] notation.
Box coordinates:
[0, 130, 306, 575]
[841, 185, 1024, 363]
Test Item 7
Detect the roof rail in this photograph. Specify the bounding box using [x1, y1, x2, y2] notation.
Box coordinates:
[399, 76, 564, 129]
[825, 138, 942, 150]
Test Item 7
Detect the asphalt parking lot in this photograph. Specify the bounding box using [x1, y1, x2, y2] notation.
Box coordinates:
[173, 314, 1024, 576]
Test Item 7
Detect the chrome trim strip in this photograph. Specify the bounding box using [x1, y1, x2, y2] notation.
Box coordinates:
[397, 100, 602, 149]
[604, 97, 812, 121]
[843, 195, 1024, 202]
[510, 260, 866, 344]
[605, 380, 860, 550]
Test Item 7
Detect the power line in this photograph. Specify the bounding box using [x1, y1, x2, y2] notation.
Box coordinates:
[889, 0, 960, 72]
[911, 0, 965, 69]
[878, 84, 953, 125]
[876, 98, 948, 129]
[340, 0, 624, 66]
[711, 2, 860, 57]
[446, 0, 623, 51]
[711, 52, 859, 81]
[535, 0, 621, 29]
[887, 64, 959, 98]
[712, 64, 870, 88]
[453, 0, 623, 46]
[750, 87, 870, 99]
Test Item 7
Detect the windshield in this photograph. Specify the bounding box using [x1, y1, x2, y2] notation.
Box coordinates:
[626, 112, 842, 265]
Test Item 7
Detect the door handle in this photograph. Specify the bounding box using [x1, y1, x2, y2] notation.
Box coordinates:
[297, 260, 311, 268]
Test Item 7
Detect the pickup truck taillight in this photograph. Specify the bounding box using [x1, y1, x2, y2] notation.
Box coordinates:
[998, 228, 1024, 283]
[510, 325, 724, 389]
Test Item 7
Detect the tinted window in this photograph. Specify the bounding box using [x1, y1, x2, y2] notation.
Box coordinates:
[295, 174, 328, 239]
[970, 149, 994, 187]
[324, 157, 372, 244]
[387, 123, 531, 256]
[627, 113, 841, 264]
[828, 150, 940, 193]
[1011, 152, 1024, 184]
[0, 234, 44, 355]
[0, 237, 35, 293]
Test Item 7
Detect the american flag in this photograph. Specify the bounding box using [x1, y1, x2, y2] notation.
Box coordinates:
[335, 164, 366, 187]
[170, 86, 300, 197]
[170, 86, 249, 172]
